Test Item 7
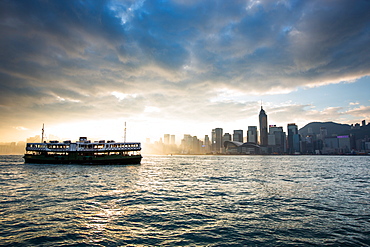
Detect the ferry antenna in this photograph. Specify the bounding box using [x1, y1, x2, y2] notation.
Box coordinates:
[124, 122, 127, 143]
[41, 123, 44, 143]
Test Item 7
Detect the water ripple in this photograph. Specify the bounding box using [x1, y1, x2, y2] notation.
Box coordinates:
[0, 155, 369, 246]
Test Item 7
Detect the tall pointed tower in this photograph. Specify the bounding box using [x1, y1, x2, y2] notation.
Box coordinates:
[259, 106, 268, 146]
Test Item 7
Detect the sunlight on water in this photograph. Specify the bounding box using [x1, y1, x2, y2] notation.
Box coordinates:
[0, 155, 369, 246]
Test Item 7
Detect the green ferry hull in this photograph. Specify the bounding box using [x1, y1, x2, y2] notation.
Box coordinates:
[24, 154, 142, 165]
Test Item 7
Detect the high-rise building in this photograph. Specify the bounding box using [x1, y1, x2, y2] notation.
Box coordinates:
[192, 136, 200, 154]
[212, 128, 223, 153]
[319, 127, 327, 140]
[170, 135, 176, 145]
[287, 123, 298, 154]
[268, 134, 276, 146]
[223, 133, 232, 142]
[233, 130, 243, 142]
[293, 133, 301, 153]
[259, 107, 268, 146]
[247, 126, 258, 143]
[268, 125, 286, 153]
[164, 134, 170, 145]
[181, 134, 193, 154]
[204, 135, 211, 153]
[211, 129, 216, 151]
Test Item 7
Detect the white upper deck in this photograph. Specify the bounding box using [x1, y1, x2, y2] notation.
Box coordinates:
[26, 137, 141, 152]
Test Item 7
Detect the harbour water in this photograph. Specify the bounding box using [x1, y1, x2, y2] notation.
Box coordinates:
[0, 155, 369, 246]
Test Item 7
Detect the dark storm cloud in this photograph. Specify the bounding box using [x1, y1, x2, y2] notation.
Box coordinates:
[0, 0, 369, 128]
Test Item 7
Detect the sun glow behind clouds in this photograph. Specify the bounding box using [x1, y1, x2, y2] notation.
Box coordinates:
[144, 106, 161, 113]
[40, 118, 184, 144]
[45, 120, 128, 142]
[0, 0, 370, 144]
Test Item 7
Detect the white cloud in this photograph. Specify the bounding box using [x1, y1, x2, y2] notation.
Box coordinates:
[0, 0, 370, 142]
[15, 126, 28, 131]
[111, 91, 138, 101]
[345, 105, 370, 119]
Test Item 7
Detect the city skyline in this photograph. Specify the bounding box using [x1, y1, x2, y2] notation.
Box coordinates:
[1, 107, 369, 155]
[144, 107, 369, 155]
[1, 1, 370, 143]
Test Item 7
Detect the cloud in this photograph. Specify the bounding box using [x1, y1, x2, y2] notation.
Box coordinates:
[345, 105, 370, 120]
[15, 126, 28, 131]
[0, 0, 369, 141]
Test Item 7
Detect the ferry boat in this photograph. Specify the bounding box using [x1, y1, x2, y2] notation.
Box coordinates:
[24, 137, 142, 165]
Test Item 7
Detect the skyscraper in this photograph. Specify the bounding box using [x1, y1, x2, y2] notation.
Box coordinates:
[211, 129, 216, 151]
[233, 130, 243, 142]
[259, 106, 268, 146]
[287, 123, 298, 154]
[164, 134, 170, 145]
[212, 128, 223, 153]
[247, 126, 258, 143]
[268, 125, 286, 153]
[170, 135, 176, 145]
[204, 135, 211, 153]
[319, 127, 327, 140]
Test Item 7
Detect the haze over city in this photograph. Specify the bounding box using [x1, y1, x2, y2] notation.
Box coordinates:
[1, 0, 370, 143]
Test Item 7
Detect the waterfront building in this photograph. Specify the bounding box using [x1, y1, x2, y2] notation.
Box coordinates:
[181, 134, 192, 154]
[268, 134, 276, 146]
[268, 125, 286, 154]
[164, 134, 170, 145]
[212, 129, 215, 150]
[223, 133, 232, 142]
[287, 123, 298, 154]
[170, 135, 175, 145]
[204, 135, 211, 153]
[233, 130, 243, 142]
[223, 133, 232, 153]
[322, 135, 351, 154]
[302, 134, 316, 154]
[293, 133, 301, 154]
[192, 136, 200, 154]
[247, 126, 258, 143]
[268, 125, 281, 146]
[319, 127, 328, 140]
[180, 134, 203, 154]
[212, 128, 223, 153]
[259, 107, 268, 146]
[224, 141, 260, 154]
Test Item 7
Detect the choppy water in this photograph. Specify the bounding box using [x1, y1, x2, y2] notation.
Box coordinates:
[0, 155, 369, 246]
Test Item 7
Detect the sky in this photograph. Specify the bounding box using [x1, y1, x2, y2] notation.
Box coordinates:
[1, 0, 370, 143]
